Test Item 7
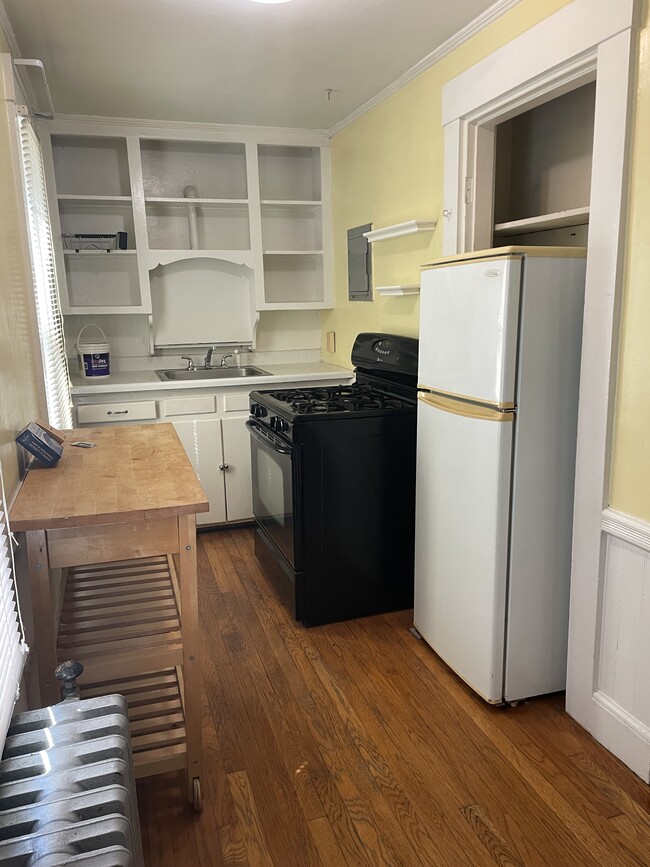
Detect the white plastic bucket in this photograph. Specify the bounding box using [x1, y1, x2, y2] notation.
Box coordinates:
[76, 324, 110, 379]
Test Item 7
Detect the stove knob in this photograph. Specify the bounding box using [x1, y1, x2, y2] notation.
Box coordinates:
[252, 404, 267, 418]
[271, 417, 287, 433]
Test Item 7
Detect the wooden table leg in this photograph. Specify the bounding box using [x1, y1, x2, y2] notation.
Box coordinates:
[178, 514, 202, 810]
[25, 530, 59, 706]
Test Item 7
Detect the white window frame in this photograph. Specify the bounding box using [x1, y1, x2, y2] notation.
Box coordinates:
[441, 0, 648, 780]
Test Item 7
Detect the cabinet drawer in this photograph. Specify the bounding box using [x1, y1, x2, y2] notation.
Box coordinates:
[164, 395, 216, 417]
[77, 400, 157, 424]
[223, 392, 251, 413]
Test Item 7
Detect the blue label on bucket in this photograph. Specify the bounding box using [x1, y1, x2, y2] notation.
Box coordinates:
[82, 352, 110, 377]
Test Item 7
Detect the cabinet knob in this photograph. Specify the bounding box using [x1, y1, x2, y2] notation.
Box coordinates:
[219, 463, 229, 471]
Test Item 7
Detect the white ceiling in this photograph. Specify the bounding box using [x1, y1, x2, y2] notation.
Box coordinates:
[3, 0, 502, 130]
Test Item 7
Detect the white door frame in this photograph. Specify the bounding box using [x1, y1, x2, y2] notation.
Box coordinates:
[441, 0, 650, 780]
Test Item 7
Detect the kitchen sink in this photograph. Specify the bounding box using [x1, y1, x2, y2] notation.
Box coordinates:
[156, 366, 271, 382]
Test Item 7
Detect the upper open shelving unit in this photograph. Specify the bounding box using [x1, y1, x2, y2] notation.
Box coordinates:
[42, 124, 333, 316]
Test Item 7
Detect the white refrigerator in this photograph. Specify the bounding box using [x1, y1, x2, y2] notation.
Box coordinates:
[414, 247, 587, 704]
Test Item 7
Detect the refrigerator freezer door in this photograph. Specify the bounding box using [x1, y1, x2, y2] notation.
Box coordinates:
[419, 256, 522, 407]
[413, 392, 514, 703]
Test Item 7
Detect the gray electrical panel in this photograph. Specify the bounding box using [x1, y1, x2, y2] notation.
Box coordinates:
[347, 224, 372, 302]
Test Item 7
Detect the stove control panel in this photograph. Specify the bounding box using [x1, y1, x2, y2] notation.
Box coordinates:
[250, 399, 293, 441]
[351, 332, 419, 377]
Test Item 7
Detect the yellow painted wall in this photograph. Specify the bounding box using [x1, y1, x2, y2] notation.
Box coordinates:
[322, 0, 570, 368]
[0, 40, 46, 501]
[609, 7, 650, 521]
[323, 0, 650, 522]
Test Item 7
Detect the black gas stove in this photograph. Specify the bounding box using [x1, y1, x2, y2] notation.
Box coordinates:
[247, 332, 418, 626]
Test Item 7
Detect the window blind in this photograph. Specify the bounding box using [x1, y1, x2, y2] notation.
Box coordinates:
[0, 465, 28, 749]
[17, 114, 72, 430]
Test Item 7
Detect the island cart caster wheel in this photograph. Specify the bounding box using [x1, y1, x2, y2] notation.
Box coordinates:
[192, 777, 202, 813]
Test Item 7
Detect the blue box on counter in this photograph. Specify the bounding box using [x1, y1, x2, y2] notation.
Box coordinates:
[16, 422, 64, 467]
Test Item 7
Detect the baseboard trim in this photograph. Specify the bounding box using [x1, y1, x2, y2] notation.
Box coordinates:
[591, 691, 650, 782]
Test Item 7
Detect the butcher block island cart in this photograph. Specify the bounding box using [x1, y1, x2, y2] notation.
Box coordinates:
[10, 423, 209, 810]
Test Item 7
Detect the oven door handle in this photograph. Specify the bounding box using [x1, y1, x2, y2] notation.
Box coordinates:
[246, 419, 293, 455]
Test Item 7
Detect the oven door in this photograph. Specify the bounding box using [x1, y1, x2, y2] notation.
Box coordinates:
[246, 418, 299, 569]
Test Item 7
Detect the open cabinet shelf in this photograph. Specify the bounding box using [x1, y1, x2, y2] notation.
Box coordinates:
[492, 83, 595, 248]
[493, 206, 590, 236]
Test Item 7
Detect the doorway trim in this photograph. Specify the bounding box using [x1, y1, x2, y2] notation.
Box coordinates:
[441, 0, 650, 780]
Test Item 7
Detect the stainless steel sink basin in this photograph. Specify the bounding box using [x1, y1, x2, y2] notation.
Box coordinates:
[156, 366, 271, 382]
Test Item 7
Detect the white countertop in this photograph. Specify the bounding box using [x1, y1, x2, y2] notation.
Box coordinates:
[70, 362, 354, 396]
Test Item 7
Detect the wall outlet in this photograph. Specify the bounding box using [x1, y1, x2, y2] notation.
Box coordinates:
[326, 331, 336, 353]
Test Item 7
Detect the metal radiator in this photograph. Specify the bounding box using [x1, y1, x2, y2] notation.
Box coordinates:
[0, 694, 144, 866]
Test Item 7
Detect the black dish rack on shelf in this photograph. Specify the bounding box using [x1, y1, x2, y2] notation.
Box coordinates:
[62, 231, 128, 252]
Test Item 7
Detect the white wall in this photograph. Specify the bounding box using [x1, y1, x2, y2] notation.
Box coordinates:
[63, 309, 322, 373]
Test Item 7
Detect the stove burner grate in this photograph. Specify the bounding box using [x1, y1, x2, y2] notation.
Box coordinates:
[265, 383, 410, 415]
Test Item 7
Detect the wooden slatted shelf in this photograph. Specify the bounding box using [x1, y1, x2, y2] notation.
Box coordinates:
[80, 667, 188, 778]
[58, 555, 184, 703]
[59, 555, 193, 779]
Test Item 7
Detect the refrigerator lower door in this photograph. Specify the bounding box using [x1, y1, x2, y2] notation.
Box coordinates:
[414, 392, 514, 703]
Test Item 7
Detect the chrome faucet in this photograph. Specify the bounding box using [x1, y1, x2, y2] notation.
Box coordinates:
[180, 355, 195, 371]
[203, 346, 216, 369]
[220, 353, 234, 368]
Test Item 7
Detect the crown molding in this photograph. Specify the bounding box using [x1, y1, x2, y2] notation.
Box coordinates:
[46, 112, 330, 146]
[328, 0, 523, 137]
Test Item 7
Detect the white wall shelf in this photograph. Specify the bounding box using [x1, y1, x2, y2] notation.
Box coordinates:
[364, 220, 437, 243]
[375, 284, 420, 296]
[261, 200, 322, 207]
[57, 194, 133, 203]
[263, 250, 323, 255]
[493, 206, 590, 237]
[63, 249, 137, 256]
[145, 197, 248, 206]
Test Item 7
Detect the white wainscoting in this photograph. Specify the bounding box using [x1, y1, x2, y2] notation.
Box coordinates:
[593, 508, 650, 782]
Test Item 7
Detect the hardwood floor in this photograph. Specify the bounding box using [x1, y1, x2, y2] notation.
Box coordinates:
[136, 527, 650, 866]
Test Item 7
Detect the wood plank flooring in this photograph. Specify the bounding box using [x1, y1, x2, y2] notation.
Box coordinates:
[136, 527, 650, 866]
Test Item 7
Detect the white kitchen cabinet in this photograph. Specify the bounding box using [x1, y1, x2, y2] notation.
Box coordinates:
[221, 416, 253, 522]
[42, 134, 153, 315]
[257, 144, 331, 310]
[141, 139, 250, 256]
[172, 418, 227, 526]
[41, 119, 333, 317]
[173, 416, 253, 526]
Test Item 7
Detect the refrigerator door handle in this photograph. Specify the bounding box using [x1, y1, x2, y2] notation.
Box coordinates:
[417, 383, 515, 411]
[417, 391, 515, 423]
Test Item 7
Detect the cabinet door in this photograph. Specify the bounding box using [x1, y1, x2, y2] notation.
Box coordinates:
[173, 419, 226, 526]
[221, 416, 253, 522]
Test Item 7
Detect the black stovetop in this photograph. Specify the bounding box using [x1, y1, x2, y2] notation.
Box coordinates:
[250, 332, 419, 429]
[260, 382, 411, 417]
